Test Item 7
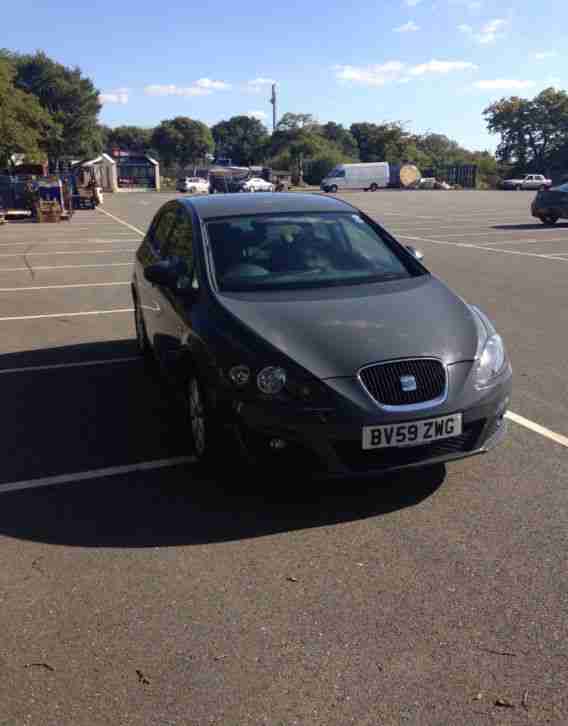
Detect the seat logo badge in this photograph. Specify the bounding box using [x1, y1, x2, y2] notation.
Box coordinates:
[400, 375, 417, 392]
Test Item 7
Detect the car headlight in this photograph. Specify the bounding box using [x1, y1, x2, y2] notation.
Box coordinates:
[257, 366, 287, 395]
[470, 306, 507, 388]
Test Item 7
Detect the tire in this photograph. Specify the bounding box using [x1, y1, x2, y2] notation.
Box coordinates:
[370, 183, 378, 192]
[539, 185, 547, 191]
[515, 185, 522, 191]
[186, 375, 217, 466]
[329, 185, 338, 193]
[133, 295, 151, 356]
[541, 215, 559, 225]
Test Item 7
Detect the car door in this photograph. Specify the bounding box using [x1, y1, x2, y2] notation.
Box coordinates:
[136, 202, 178, 342]
[151, 205, 197, 373]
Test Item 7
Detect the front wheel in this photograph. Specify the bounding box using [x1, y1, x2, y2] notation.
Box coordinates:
[370, 183, 378, 192]
[329, 185, 338, 193]
[541, 215, 559, 225]
[515, 185, 522, 191]
[186, 376, 219, 465]
[134, 296, 151, 356]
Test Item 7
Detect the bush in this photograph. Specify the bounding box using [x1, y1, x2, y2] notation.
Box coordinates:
[303, 151, 351, 185]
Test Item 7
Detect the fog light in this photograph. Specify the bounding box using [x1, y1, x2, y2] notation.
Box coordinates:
[269, 438, 287, 450]
[229, 365, 250, 387]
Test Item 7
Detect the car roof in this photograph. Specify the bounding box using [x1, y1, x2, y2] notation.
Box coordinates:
[180, 192, 356, 220]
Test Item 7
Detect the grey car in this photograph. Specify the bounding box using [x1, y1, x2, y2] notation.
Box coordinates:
[132, 193, 512, 476]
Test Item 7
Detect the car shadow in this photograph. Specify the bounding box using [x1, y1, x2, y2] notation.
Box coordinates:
[0, 463, 446, 547]
[0, 338, 446, 547]
[492, 222, 568, 230]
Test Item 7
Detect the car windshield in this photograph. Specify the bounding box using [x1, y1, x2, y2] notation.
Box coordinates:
[205, 212, 420, 292]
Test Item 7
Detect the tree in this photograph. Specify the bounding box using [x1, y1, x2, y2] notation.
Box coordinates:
[6, 50, 101, 161]
[484, 88, 568, 172]
[0, 56, 52, 169]
[151, 117, 214, 167]
[211, 116, 269, 166]
[106, 126, 153, 153]
[276, 113, 317, 131]
[350, 122, 414, 163]
[318, 122, 359, 159]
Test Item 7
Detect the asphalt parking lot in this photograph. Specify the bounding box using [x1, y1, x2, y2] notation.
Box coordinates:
[0, 190, 567, 725]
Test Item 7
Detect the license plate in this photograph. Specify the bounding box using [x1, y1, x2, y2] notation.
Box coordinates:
[362, 413, 463, 450]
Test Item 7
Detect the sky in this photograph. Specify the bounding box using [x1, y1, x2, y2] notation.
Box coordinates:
[3, 0, 565, 151]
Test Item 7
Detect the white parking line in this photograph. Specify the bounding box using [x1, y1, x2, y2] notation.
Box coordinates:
[0, 356, 140, 374]
[0, 282, 130, 292]
[0, 456, 196, 495]
[505, 411, 568, 449]
[97, 208, 146, 236]
[0, 248, 137, 258]
[397, 234, 568, 262]
[0, 239, 139, 248]
[0, 262, 133, 272]
[0, 308, 133, 322]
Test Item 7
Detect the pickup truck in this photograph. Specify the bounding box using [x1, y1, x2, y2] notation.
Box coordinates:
[500, 174, 552, 191]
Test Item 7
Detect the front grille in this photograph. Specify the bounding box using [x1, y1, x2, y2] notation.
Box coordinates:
[333, 420, 485, 473]
[359, 358, 446, 407]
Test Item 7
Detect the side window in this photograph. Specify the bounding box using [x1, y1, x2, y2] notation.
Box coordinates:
[151, 206, 177, 253]
[162, 207, 194, 271]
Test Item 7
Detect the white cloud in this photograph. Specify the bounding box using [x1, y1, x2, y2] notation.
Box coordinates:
[449, 0, 482, 8]
[334, 61, 406, 87]
[247, 110, 268, 120]
[334, 59, 477, 86]
[143, 80, 230, 97]
[476, 18, 507, 44]
[144, 84, 211, 97]
[533, 51, 558, 60]
[409, 59, 478, 76]
[246, 77, 276, 93]
[459, 18, 507, 43]
[100, 88, 129, 104]
[473, 79, 535, 90]
[195, 78, 231, 90]
[394, 21, 420, 32]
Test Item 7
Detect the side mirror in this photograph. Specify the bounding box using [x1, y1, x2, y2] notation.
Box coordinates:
[406, 245, 424, 262]
[144, 261, 178, 287]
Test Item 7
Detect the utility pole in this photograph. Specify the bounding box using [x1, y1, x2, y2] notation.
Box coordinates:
[269, 83, 277, 132]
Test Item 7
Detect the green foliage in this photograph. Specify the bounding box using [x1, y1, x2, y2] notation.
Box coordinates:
[0, 56, 52, 168]
[151, 117, 214, 167]
[303, 148, 350, 185]
[6, 50, 101, 160]
[106, 125, 153, 153]
[484, 88, 568, 176]
[318, 122, 359, 159]
[211, 115, 269, 165]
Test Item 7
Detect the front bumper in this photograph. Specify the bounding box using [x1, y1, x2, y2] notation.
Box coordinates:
[220, 364, 512, 477]
[531, 202, 564, 219]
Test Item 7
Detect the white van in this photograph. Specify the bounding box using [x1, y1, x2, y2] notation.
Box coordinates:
[320, 163, 390, 192]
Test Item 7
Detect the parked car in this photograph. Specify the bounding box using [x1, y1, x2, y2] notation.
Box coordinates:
[132, 193, 512, 477]
[0, 205, 5, 224]
[177, 177, 210, 194]
[531, 181, 568, 225]
[239, 177, 274, 193]
[500, 174, 552, 191]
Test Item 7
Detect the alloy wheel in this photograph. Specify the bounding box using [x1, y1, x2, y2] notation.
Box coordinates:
[188, 378, 206, 458]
